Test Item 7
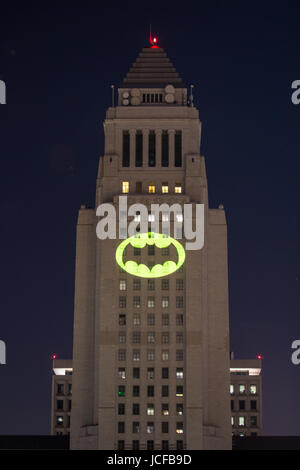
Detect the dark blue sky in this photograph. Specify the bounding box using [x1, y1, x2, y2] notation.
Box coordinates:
[0, 1, 300, 435]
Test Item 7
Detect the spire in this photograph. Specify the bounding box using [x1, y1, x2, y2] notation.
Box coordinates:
[120, 47, 185, 89]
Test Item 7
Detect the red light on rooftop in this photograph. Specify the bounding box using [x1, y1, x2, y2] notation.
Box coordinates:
[51, 354, 57, 360]
[153, 37, 157, 43]
[257, 354, 263, 360]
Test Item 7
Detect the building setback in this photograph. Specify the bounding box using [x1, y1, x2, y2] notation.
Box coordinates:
[68, 44, 231, 450]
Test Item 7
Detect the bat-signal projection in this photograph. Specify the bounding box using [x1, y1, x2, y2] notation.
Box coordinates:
[115, 232, 186, 278]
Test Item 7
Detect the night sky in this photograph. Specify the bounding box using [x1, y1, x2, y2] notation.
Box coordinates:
[0, 1, 300, 436]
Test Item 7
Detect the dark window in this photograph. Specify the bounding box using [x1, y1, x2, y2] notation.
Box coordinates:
[231, 400, 234, 411]
[250, 416, 257, 427]
[162, 368, 169, 379]
[136, 131, 143, 167]
[118, 440, 125, 450]
[56, 400, 63, 411]
[132, 422, 140, 433]
[118, 422, 125, 433]
[133, 368, 140, 379]
[57, 384, 64, 395]
[162, 422, 169, 433]
[135, 181, 142, 193]
[147, 385, 155, 397]
[148, 245, 155, 256]
[161, 131, 169, 167]
[175, 130, 182, 167]
[118, 404, 125, 415]
[122, 131, 130, 167]
[119, 314, 126, 326]
[250, 400, 257, 410]
[239, 400, 246, 410]
[147, 440, 154, 450]
[162, 385, 169, 397]
[134, 247, 141, 256]
[149, 131, 156, 167]
[177, 440, 184, 450]
[162, 440, 169, 450]
[133, 404, 140, 415]
[132, 440, 139, 450]
[133, 386, 140, 397]
[118, 385, 125, 397]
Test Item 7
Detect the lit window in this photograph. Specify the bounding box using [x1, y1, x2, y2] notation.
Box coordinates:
[176, 404, 183, 416]
[147, 367, 155, 379]
[175, 183, 182, 194]
[133, 314, 141, 326]
[176, 422, 183, 434]
[147, 422, 154, 434]
[176, 386, 184, 397]
[119, 332, 126, 343]
[230, 384, 234, 395]
[133, 350, 140, 361]
[56, 416, 63, 426]
[148, 182, 155, 193]
[176, 368, 184, 379]
[239, 385, 246, 395]
[162, 183, 168, 194]
[147, 332, 155, 344]
[162, 404, 169, 416]
[162, 350, 169, 361]
[148, 297, 155, 308]
[118, 385, 125, 397]
[122, 181, 129, 193]
[147, 404, 155, 416]
[238, 416, 245, 427]
[118, 368, 126, 379]
[231, 416, 234, 426]
[250, 385, 257, 395]
[147, 350, 155, 361]
[162, 297, 169, 308]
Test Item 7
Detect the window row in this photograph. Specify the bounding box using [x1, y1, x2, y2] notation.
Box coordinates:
[230, 384, 258, 395]
[119, 296, 184, 308]
[118, 332, 184, 344]
[119, 250, 185, 264]
[231, 400, 257, 411]
[118, 421, 184, 434]
[118, 367, 184, 380]
[118, 440, 184, 451]
[56, 383, 72, 395]
[118, 403, 183, 416]
[56, 399, 72, 412]
[118, 385, 183, 398]
[231, 415, 258, 427]
[122, 181, 182, 194]
[118, 349, 184, 362]
[120, 279, 184, 291]
[56, 415, 71, 427]
[122, 130, 182, 168]
[119, 313, 184, 327]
